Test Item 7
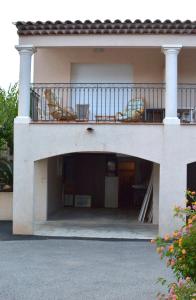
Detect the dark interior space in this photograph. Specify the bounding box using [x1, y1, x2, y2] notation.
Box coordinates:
[63, 153, 106, 208]
[62, 152, 152, 210]
[187, 162, 196, 191]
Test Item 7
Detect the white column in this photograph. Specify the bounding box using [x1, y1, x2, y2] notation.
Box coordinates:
[34, 159, 48, 222]
[159, 161, 186, 236]
[162, 45, 182, 125]
[15, 45, 36, 123]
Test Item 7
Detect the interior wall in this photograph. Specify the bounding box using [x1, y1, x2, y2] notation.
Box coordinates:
[118, 157, 152, 210]
[117, 158, 135, 208]
[34, 47, 164, 83]
[179, 49, 196, 83]
[64, 153, 106, 208]
[47, 156, 63, 216]
[63, 153, 153, 210]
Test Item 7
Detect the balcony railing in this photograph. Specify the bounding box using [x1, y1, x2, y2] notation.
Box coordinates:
[30, 83, 196, 123]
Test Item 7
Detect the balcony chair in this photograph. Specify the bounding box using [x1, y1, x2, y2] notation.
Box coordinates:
[44, 88, 77, 121]
[76, 104, 89, 121]
[116, 98, 145, 122]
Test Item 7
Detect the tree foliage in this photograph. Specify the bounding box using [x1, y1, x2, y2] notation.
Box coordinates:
[0, 84, 18, 153]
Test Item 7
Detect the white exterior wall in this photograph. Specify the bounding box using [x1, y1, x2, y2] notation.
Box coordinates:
[13, 123, 196, 235]
[19, 34, 196, 47]
[34, 159, 48, 222]
[34, 47, 164, 83]
[33, 47, 196, 84]
[14, 34, 196, 236]
[47, 156, 63, 216]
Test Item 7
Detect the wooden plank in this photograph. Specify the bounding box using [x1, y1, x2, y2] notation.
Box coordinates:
[138, 172, 153, 222]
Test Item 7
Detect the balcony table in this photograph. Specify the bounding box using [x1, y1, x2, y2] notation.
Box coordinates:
[95, 115, 116, 122]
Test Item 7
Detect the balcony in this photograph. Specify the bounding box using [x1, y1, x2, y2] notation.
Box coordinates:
[30, 83, 196, 124]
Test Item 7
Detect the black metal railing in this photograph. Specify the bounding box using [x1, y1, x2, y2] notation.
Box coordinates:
[30, 83, 196, 123]
[178, 84, 196, 123]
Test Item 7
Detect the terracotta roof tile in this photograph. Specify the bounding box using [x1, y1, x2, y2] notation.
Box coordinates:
[15, 19, 196, 36]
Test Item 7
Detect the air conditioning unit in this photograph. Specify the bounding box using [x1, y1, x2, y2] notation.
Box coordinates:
[74, 195, 91, 207]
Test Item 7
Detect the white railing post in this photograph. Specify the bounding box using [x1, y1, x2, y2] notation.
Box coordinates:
[15, 45, 36, 123]
[162, 45, 182, 125]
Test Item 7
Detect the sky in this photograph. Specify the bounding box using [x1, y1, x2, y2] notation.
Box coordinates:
[0, 0, 196, 89]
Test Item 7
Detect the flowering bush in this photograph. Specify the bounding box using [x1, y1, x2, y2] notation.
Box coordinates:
[152, 191, 196, 299]
[157, 277, 196, 300]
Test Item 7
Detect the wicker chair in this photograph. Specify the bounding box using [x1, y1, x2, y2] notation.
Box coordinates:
[44, 88, 77, 121]
[116, 98, 145, 122]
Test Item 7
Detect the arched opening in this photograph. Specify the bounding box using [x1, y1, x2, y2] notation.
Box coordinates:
[34, 152, 159, 238]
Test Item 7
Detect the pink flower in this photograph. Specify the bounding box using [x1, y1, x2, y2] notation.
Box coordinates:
[178, 279, 184, 287]
[171, 259, 176, 267]
[169, 286, 175, 295]
[185, 227, 190, 233]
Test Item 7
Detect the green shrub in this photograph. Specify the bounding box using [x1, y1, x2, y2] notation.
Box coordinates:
[0, 159, 13, 191]
[0, 84, 18, 153]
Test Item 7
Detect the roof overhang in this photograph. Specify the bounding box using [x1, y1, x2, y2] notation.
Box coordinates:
[18, 34, 196, 48]
[15, 20, 196, 48]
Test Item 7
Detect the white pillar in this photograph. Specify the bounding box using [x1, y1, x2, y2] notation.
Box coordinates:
[159, 161, 186, 236]
[15, 45, 36, 123]
[162, 45, 182, 125]
[34, 159, 48, 222]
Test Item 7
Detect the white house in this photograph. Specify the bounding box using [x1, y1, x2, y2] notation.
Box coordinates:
[13, 19, 196, 237]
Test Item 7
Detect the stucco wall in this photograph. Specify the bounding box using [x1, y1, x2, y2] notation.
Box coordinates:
[34, 48, 164, 83]
[34, 159, 48, 222]
[13, 122, 196, 235]
[47, 156, 63, 216]
[179, 49, 196, 83]
[19, 34, 196, 48]
[0, 192, 13, 220]
[34, 47, 196, 84]
[13, 123, 196, 165]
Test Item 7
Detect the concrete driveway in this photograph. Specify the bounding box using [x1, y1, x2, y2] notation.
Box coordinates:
[0, 239, 173, 300]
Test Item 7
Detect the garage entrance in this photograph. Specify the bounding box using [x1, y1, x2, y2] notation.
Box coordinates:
[187, 161, 196, 191]
[62, 153, 151, 210]
[34, 153, 158, 239]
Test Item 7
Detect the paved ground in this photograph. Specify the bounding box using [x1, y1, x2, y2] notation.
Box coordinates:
[35, 208, 158, 239]
[0, 238, 173, 300]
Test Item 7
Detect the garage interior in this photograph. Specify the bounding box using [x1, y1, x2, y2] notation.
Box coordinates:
[187, 162, 196, 192]
[34, 153, 159, 239]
